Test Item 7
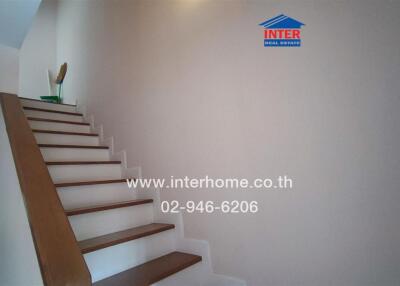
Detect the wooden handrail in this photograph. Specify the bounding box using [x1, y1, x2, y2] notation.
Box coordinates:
[0, 93, 91, 286]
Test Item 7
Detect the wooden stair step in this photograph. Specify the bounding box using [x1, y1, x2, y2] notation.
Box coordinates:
[92, 251, 202, 286]
[27, 117, 90, 125]
[46, 160, 121, 165]
[39, 144, 109, 149]
[79, 223, 175, 254]
[66, 199, 153, 216]
[19, 97, 76, 107]
[55, 178, 130, 188]
[32, 129, 98, 136]
[23, 106, 82, 116]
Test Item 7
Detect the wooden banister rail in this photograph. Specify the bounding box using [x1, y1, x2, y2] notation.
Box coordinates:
[0, 93, 91, 286]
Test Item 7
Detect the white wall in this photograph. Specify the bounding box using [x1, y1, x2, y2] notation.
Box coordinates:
[0, 0, 40, 48]
[0, 44, 19, 94]
[56, 1, 400, 285]
[19, 0, 57, 100]
[0, 107, 43, 286]
[56, 0, 119, 106]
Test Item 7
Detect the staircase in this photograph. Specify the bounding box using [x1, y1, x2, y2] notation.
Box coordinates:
[19, 97, 202, 285]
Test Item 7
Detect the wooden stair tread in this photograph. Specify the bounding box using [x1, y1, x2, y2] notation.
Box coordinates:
[39, 144, 108, 149]
[79, 223, 175, 254]
[55, 179, 129, 188]
[65, 199, 153, 216]
[46, 160, 121, 165]
[27, 117, 90, 125]
[19, 97, 76, 106]
[23, 106, 82, 116]
[92, 251, 202, 286]
[32, 129, 98, 136]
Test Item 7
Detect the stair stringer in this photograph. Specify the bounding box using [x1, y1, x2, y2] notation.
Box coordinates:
[83, 109, 246, 286]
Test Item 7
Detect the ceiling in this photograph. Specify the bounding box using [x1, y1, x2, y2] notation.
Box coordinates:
[0, 0, 41, 49]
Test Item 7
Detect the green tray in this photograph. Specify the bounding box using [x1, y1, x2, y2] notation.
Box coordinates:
[40, 96, 61, 104]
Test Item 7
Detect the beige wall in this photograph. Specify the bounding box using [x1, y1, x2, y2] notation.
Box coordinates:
[0, 44, 19, 94]
[56, 1, 400, 285]
[19, 0, 57, 99]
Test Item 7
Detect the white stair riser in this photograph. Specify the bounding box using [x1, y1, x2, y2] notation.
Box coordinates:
[86, 230, 176, 282]
[20, 99, 77, 113]
[34, 133, 99, 146]
[24, 109, 83, 122]
[69, 204, 154, 240]
[203, 274, 247, 286]
[29, 120, 90, 133]
[57, 183, 136, 209]
[153, 263, 204, 286]
[48, 164, 121, 183]
[41, 147, 110, 161]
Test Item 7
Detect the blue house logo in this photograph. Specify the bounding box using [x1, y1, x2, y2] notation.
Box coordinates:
[259, 14, 305, 47]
